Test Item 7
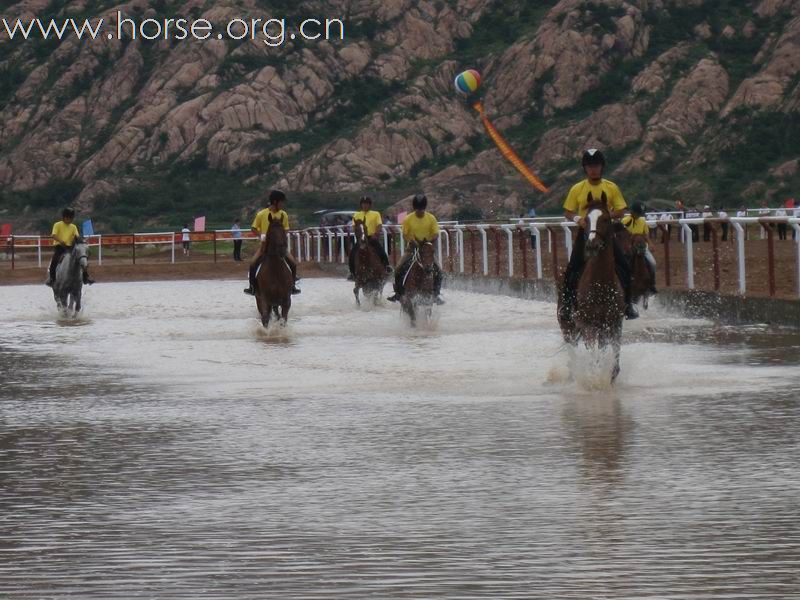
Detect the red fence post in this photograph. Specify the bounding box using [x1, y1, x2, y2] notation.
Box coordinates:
[550, 227, 559, 282]
[494, 228, 501, 276]
[469, 229, 476, 274]
[711, 224, 720, 291]
[661, 225, 671, 288]
[519, 227, 528, 279]
[762, 222, 776, 297]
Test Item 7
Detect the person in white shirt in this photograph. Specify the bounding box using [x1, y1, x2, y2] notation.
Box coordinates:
[659, 212, 674, 242]
[735, 208, 748, 240]
[181, 224, 191, 255]
[718, 209, 729, 241]
[774, 207, 788, 240]
[701, 205, 714, 242]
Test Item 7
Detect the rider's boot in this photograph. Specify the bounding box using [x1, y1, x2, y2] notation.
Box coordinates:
[624, 288, 639, 320]
[434, 283, 445, 305]
[243, 265, 256, 295]
[387, 284, 402, 302]
[647, 265, 658, 294]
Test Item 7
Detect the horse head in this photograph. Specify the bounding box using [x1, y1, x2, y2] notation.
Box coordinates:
[584, 192, 612, 257]
[265, 214, 287, 257]
[416, 240, 436, 273]
[353, 219, 368, 247]
[73, 241, 89, 269]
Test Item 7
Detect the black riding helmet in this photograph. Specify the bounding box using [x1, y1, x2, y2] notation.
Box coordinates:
[359, 195, 373, 206]
[62, 207, 75, 219]
[412, 193, 427, 210]
[631, 202, 645, 216]
[269, 189, 287, 205]
[581, 148, 606, 168]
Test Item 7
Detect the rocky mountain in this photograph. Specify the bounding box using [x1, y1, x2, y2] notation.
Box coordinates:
[1, 0, 799, 231]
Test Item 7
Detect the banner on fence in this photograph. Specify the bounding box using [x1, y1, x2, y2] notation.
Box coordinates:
[0, 223, 11, 239]
[82, 220, 94, 237]
[194, 216, 206, 232]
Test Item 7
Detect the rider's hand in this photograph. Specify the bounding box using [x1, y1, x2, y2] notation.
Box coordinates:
[573, 215, 585, 228]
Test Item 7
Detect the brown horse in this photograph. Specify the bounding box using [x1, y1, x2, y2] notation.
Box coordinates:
[558, 199, 624, 382]
[254, 215, 293, 327]
[352, 219, 386, 305]
[401, 241, 436, 326]
[626, 233, 655, 310]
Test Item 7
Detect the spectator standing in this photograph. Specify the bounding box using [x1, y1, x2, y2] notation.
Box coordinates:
[702, 205, 714, 242]
[736, 207, 748, 240]
[181, 223, 191, 256]
[232, 219, 243, 261]
[684, 207, 700, 242]
[718, 208, 729, 241]
[527, 207, 538, 249]
[659, 212, 673, 243]
[774, 206, 788, 240]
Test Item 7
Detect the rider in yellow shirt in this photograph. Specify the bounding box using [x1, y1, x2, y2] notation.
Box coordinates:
[622, 202, 657, 294]
[244, 190, 300, 296]
[46, 207, 94, 287]
[347, 196, 392, 280]
[561, 149, 638, 320]
[387, 193, 444, 304]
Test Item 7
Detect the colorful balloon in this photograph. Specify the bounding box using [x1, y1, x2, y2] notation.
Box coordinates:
[454, 69, 481, 95]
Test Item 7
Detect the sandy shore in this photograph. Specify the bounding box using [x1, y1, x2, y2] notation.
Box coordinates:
[0, 261, 332, 286]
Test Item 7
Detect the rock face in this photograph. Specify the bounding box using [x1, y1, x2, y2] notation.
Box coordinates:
[1, 0, 800, 221]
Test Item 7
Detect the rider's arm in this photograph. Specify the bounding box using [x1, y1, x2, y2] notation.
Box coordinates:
[565, 210, 584, 227]
[610, 208, 626, 220]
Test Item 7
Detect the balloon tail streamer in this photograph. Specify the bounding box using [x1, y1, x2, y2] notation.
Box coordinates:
[472, 101, 549, 194]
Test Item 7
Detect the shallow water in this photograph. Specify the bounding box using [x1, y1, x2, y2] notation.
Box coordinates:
[1, 279, 799, 598]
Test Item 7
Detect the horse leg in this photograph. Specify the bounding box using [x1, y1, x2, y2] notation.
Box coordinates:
[610, 329, 622, 384]
[257, 296, 270, 328]
[280, 299, 291, 325]
[403, 298, 416, 327]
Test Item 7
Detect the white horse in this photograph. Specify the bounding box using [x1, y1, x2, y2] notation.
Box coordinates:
[53, 242, 89, 316]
